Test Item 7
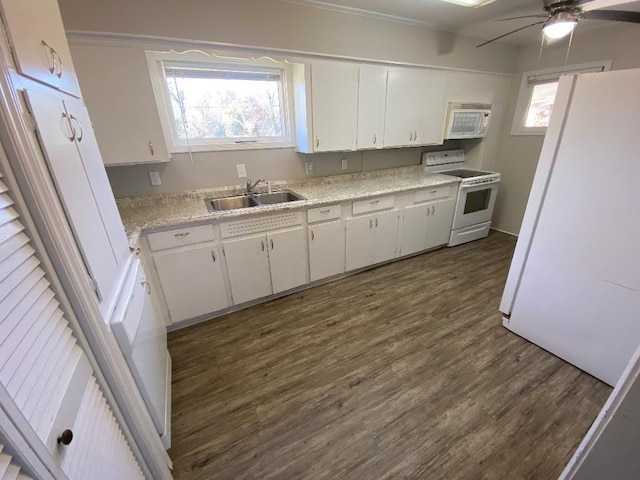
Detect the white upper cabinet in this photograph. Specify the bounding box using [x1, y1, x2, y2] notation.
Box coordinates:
[293, 61, 358, 153]
[0, 0, 82, 97]
[415, 70, 447, 146]
[69, 41, 171, 166]
[384, 68, 447, 148]
[357, 65, 387, 150]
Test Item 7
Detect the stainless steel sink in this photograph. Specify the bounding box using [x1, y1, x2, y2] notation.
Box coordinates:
[253, 190, 306, 205]
[205, 195, 259, 213]
[205, 189, 306, 213]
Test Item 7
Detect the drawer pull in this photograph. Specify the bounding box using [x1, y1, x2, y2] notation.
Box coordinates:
[370, 200, 379, 204]
[430, 190, 438, 194]
[320, 209, 331, 214]
[174, 232, 190, 238]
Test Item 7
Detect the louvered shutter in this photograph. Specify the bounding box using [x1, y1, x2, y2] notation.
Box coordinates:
[0, 171, 143, 479]
[0, 443, 33, 480]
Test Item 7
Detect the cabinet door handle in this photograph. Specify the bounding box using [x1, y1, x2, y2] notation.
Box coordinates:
[316, 136, 320, 148]
[311, 230, 315, 241]
[211, 251, 216, 262]
[426, 207, 430, 216]
[414, 131, 418, 142]
[373, 134, 377, 145]
[174, 232, 190, 238]
[409, 132, 413, 142]
[261, 240, 265, 252]
[432, 206, 435, 215]
[270, 239, 274, 250]
[69, 114, 83, 143]
[149, 141, 155, 156]
[42, 40, 56, 75]
[375, 218, 379, 228]
[369, 219, 373, 229]
[61, 112, 75, 142]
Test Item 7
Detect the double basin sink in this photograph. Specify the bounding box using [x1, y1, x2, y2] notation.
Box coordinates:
[205, 189, 306, 213]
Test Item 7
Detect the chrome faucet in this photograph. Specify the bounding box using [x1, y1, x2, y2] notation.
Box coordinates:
[246, 178, 266, 195]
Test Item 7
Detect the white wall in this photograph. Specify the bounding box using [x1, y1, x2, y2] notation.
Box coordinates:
[59, 0, 514, 198]
[489, 23, 640, 235]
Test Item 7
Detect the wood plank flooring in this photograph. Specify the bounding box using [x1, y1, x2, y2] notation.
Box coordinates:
[168, 231, 611, 480]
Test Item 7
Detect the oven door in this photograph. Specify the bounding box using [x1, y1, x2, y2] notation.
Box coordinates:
[453, 180, 500, 230]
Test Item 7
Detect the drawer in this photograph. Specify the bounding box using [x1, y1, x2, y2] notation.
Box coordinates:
[414, 185, 454, 203]
[147, 224, 216, 251]
[307, 204, 342, 223]
[352, 195, 395, 215]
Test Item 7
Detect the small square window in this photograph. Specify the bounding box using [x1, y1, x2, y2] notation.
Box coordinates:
[525, 81, 559, 128]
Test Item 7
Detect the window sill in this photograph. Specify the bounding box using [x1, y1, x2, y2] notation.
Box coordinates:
[168, 141, 295, 153]
[510, 127, 547, 137]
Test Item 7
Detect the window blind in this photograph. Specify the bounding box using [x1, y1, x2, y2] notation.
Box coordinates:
[164, 62, 282, 81]
[0, 171, 143, 479]
[526, 65, 607, 87]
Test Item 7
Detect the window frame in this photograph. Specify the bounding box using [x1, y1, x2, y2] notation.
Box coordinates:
[146, 50, 295, 152]
[511, 60, 611, 136]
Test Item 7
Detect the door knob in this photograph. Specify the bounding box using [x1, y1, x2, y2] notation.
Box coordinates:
[58, 429, 73, 446]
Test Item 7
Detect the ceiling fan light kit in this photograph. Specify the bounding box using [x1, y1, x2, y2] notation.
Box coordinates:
[543, 12, 578, 38]
[441, 0, 497, 7]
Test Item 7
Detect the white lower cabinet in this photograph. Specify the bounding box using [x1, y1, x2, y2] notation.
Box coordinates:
[400, 198, 456, 256]
[223, 227, 307, 304]
[309, 220, 345, 282]
[153, 244, 229, 323]
[345, 210, 400, 271]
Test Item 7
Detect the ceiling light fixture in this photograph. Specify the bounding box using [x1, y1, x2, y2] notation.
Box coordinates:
[543, 12, 578, 39]
[441, 0, 497, 7]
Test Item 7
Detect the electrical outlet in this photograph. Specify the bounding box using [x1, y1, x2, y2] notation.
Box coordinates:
[341, 158, 348, 170]
[305, 162, 314, 175]
[236, 164, 247, 178]
[149, 171, 161, 186]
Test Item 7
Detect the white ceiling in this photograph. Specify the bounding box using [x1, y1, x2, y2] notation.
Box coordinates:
[279, 0, 640, 45]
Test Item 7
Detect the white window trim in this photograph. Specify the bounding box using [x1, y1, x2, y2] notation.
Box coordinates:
[511, 60, 612, 136]
[146, 50, 295, 153]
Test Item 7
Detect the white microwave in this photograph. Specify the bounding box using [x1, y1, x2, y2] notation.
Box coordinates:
[444, 103, 492, 139]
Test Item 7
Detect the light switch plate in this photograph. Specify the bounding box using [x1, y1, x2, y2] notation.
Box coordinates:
[149, 171, 161, 186]
[236, 164, 247, 178]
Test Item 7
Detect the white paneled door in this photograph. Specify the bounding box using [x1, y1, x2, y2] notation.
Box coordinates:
[0, 168, 143, 478]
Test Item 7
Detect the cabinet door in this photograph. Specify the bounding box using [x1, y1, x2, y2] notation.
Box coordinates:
[384, 68, 418, 148]
[415, 70, 447, 145]
[1, 0, 81, 97]
[267, 228, 308, 294]
[426, 199, 456, 250]
[24, 89, 122, 303]
[311, 61, 358, 152]
[400, 204, 429, 256]
[69, 42, 171, 166]
[371, 210, 400, 265]
[153, 244, 229, 323]
[223, 235, 272, 304]
[63, 99, 130, 269]
[309, 220, 345, 282]
[357, 65, 387, 149]
[345, 215, 374, 271]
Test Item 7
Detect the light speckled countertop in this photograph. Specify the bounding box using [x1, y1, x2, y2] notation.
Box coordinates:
[117, 165, 460, 235]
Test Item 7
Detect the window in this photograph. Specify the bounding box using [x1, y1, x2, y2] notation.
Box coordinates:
[511, 60, 611, 136]
[147, 51, 293, 152]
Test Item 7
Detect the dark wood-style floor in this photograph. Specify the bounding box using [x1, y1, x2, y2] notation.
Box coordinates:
[168, 231, 611, 480]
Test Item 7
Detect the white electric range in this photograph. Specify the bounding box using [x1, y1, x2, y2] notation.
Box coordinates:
[423, 150, 500, 246]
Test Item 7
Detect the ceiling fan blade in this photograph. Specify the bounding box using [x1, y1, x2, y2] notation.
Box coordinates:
[496, 14, 550, 21]
[578, 0, 637, 11]
[476, 21, 546, 48]
[583, 9, 640, 22]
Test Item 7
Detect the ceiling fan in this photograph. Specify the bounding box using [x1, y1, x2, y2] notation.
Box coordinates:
[476, 0, 640, 47]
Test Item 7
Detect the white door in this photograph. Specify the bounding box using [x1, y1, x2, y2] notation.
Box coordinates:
[69, 42, 171, 165]
[357, 65, 387, 149]
[267, 227, 308, 294]
[384, 68, 417, 148]
[507, 70, 640, 386]
[371, 210, 400, 265]
[309, 220, 345, 282]
[311, 61, 358, 152]
[416, 70, 447, 145]
[0, 0, 82, 97]
[345, 215, 374, 271]
[153, 244, 229, 323]
[223, 235, 272, 304]
[425, 199, 456, 250]
[24, 88, 122, 304]
[400, 204, 429, 256]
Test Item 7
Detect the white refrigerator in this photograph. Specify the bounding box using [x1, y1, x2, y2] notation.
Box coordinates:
[500, 68, 640, 387]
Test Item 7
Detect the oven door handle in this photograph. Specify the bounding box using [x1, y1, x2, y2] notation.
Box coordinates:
[460, 179, 500, 189]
